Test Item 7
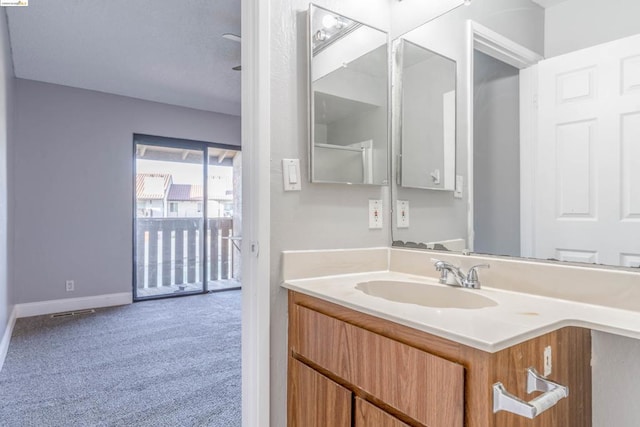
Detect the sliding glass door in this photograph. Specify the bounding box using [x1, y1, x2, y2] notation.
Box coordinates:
[134, 139, 206, 299]
[207, 146, 242, 292]
[133, 135, 242, 301]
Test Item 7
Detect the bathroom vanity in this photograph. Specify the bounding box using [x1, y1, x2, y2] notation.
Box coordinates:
[282, 247, 640, 427]
[289, 0, 640, 424]
[287, 291, 590, 427]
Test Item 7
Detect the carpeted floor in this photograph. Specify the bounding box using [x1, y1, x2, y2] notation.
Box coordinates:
[0, 291, 241, 427]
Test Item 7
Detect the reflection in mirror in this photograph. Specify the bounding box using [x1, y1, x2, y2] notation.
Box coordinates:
[398, 40, 456, 191]
[473, 49, 522, 258]
[391, 0, 640, 269]
[309, 4, 389, 185]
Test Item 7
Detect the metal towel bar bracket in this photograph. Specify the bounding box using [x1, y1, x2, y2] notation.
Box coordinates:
[493, 367, 569, 419]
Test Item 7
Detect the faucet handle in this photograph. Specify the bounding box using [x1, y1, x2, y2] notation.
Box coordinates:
[431, 258, 457, 269]
[464, 264, 490, 288]
[431, 258, 447, 283]
[432, 258, 462, 285]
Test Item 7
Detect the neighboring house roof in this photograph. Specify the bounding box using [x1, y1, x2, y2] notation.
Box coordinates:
[136, 173, 172, 200]
[167, 184, 203, 201]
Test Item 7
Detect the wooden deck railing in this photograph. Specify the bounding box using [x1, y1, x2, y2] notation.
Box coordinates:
[135, 218, 234, 289]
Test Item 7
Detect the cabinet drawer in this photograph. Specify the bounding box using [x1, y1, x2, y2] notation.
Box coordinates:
[293, 305, 464, 427]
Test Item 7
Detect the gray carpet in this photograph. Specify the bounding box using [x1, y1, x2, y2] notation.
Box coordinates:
[0, 291, 241, 427]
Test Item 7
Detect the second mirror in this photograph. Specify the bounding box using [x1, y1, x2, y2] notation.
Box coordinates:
[396, 39, 457, 191]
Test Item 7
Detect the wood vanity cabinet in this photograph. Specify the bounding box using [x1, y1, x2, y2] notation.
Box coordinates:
[287, 291, 592, 427]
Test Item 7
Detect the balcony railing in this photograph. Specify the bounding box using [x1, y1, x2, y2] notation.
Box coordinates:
[135, 218, 234, 291]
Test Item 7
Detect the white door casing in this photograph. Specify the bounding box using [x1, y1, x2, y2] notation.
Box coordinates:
[535, 34, 640, 267]
[467, 20, 543, 252]
[241, 0, 271, 425]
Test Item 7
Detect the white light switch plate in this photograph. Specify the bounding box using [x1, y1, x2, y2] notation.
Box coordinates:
[397, 200, 409, 228]
[282, 159, 301, 191]
[369, 200, 383, 229]
[454, 175, 464, 199]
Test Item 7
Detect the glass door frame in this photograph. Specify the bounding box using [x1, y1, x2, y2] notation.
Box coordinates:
[132, 133, 241, 301]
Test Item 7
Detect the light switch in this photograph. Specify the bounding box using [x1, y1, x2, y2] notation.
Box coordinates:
[454, 175, 464, 199]
[288, 164, 298, 184]
[369, 200, 383, 229]
[397, 200, 409, 228]
[282, 159, 301, 191]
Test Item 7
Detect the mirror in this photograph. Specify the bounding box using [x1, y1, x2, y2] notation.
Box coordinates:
[396, 40, 457, 191]
[309, 4, 389, 185]
[391, 0, 640, 269]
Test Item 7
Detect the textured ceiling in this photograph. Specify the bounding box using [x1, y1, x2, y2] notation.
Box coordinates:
[7, 0, 241, 115]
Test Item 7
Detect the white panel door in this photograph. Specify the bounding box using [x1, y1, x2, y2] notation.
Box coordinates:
[535, 34, 640, 266]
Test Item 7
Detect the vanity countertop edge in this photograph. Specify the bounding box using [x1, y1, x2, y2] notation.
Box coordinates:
[282, 269, 640, 353]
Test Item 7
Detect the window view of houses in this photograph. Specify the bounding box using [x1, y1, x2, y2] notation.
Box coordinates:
[136, 169, 234, 219]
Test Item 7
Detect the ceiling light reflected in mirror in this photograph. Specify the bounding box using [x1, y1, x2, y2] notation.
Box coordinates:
[311, 9, 360, 55]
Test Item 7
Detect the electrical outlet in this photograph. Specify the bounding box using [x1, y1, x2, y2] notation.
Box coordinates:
[369, 200, 383, 229]
[66, 280, 75, 292]
[544, 345, 552, 376]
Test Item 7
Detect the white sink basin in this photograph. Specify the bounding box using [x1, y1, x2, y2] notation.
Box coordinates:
[355, 280, 497, 309]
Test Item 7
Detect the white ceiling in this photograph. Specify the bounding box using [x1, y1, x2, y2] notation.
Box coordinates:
[531, 0, 569, 8]
[6, 0, 241, 115]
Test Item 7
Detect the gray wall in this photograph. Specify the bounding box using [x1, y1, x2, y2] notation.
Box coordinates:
[545, 0, 640, 57]
[592, 332, 640, 427]
[392, 0, 543, 247]
[0, 9, 14, 337]
[12, 79, 240, 304]
[269, 0, 391, 425]
[473, 51, 520, 257]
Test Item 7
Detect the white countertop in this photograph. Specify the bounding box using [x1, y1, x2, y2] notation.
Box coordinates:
[282, 270, 640, 353]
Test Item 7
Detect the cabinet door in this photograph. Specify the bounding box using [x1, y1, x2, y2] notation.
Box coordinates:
[354, 398, 410, 427]
[288, 358, 351, 427]
[293, 305, 465, 427]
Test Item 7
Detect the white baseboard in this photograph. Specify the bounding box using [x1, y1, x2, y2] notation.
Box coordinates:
[15, 292, 132, 318]
[0, 305, 17, 372]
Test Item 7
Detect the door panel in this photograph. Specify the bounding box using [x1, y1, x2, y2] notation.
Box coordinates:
[135, 144, 205, 299]
[206, 147, 241, 291]
[536, 33, 640, 266]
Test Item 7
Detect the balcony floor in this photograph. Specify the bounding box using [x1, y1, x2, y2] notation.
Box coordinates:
[136, 279, 241, 298]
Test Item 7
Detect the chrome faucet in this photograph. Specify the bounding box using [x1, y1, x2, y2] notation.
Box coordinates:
[432, 259, 490, 289]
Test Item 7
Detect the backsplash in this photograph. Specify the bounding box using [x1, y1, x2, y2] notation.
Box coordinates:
[282, 247, 640, 312]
